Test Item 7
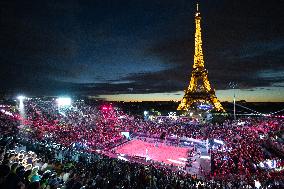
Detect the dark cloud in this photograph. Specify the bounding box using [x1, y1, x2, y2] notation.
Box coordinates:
[0, 0, 283, 98]
[122, 0, 284, 93]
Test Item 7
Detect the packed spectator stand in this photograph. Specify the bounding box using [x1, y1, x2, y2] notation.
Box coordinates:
[0, 98, 283, 189]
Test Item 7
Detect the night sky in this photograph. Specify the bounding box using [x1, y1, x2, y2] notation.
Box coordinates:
[0, 0, 283, 101]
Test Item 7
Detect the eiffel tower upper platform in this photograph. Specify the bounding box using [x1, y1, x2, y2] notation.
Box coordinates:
[177, 4, 225, 112]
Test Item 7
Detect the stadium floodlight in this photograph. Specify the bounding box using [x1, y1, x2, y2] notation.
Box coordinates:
[17, 95, 26, 119]
[144, 111, 149, 116]
[17, 95, 26, 101]
[57, 97, 72, 106]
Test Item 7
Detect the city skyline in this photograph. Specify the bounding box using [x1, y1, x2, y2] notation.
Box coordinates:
[0, 0, 283, 102]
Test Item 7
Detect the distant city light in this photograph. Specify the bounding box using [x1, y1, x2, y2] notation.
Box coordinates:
[197, 104, 212, 110]
[168, 112, 177, 120]
[57, 97, 72, 106]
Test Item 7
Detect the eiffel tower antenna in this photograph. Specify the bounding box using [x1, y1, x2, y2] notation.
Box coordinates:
[197, 2, 199, 12]
[177, 3, 225, 112]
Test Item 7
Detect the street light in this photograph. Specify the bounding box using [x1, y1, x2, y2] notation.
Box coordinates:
[229, 82, 237, 120]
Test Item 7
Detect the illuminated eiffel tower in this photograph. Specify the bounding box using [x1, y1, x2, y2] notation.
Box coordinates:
[178, 4, 225, 112]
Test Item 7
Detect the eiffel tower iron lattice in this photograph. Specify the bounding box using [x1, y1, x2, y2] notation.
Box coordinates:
[177, 4, 225, 112]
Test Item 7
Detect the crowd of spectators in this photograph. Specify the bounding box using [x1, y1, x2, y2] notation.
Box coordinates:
[0, 99, 283, 188]
[1, 139, 221, 189]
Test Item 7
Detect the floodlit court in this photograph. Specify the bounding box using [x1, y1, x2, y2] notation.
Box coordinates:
[115, 139, 190, 167]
